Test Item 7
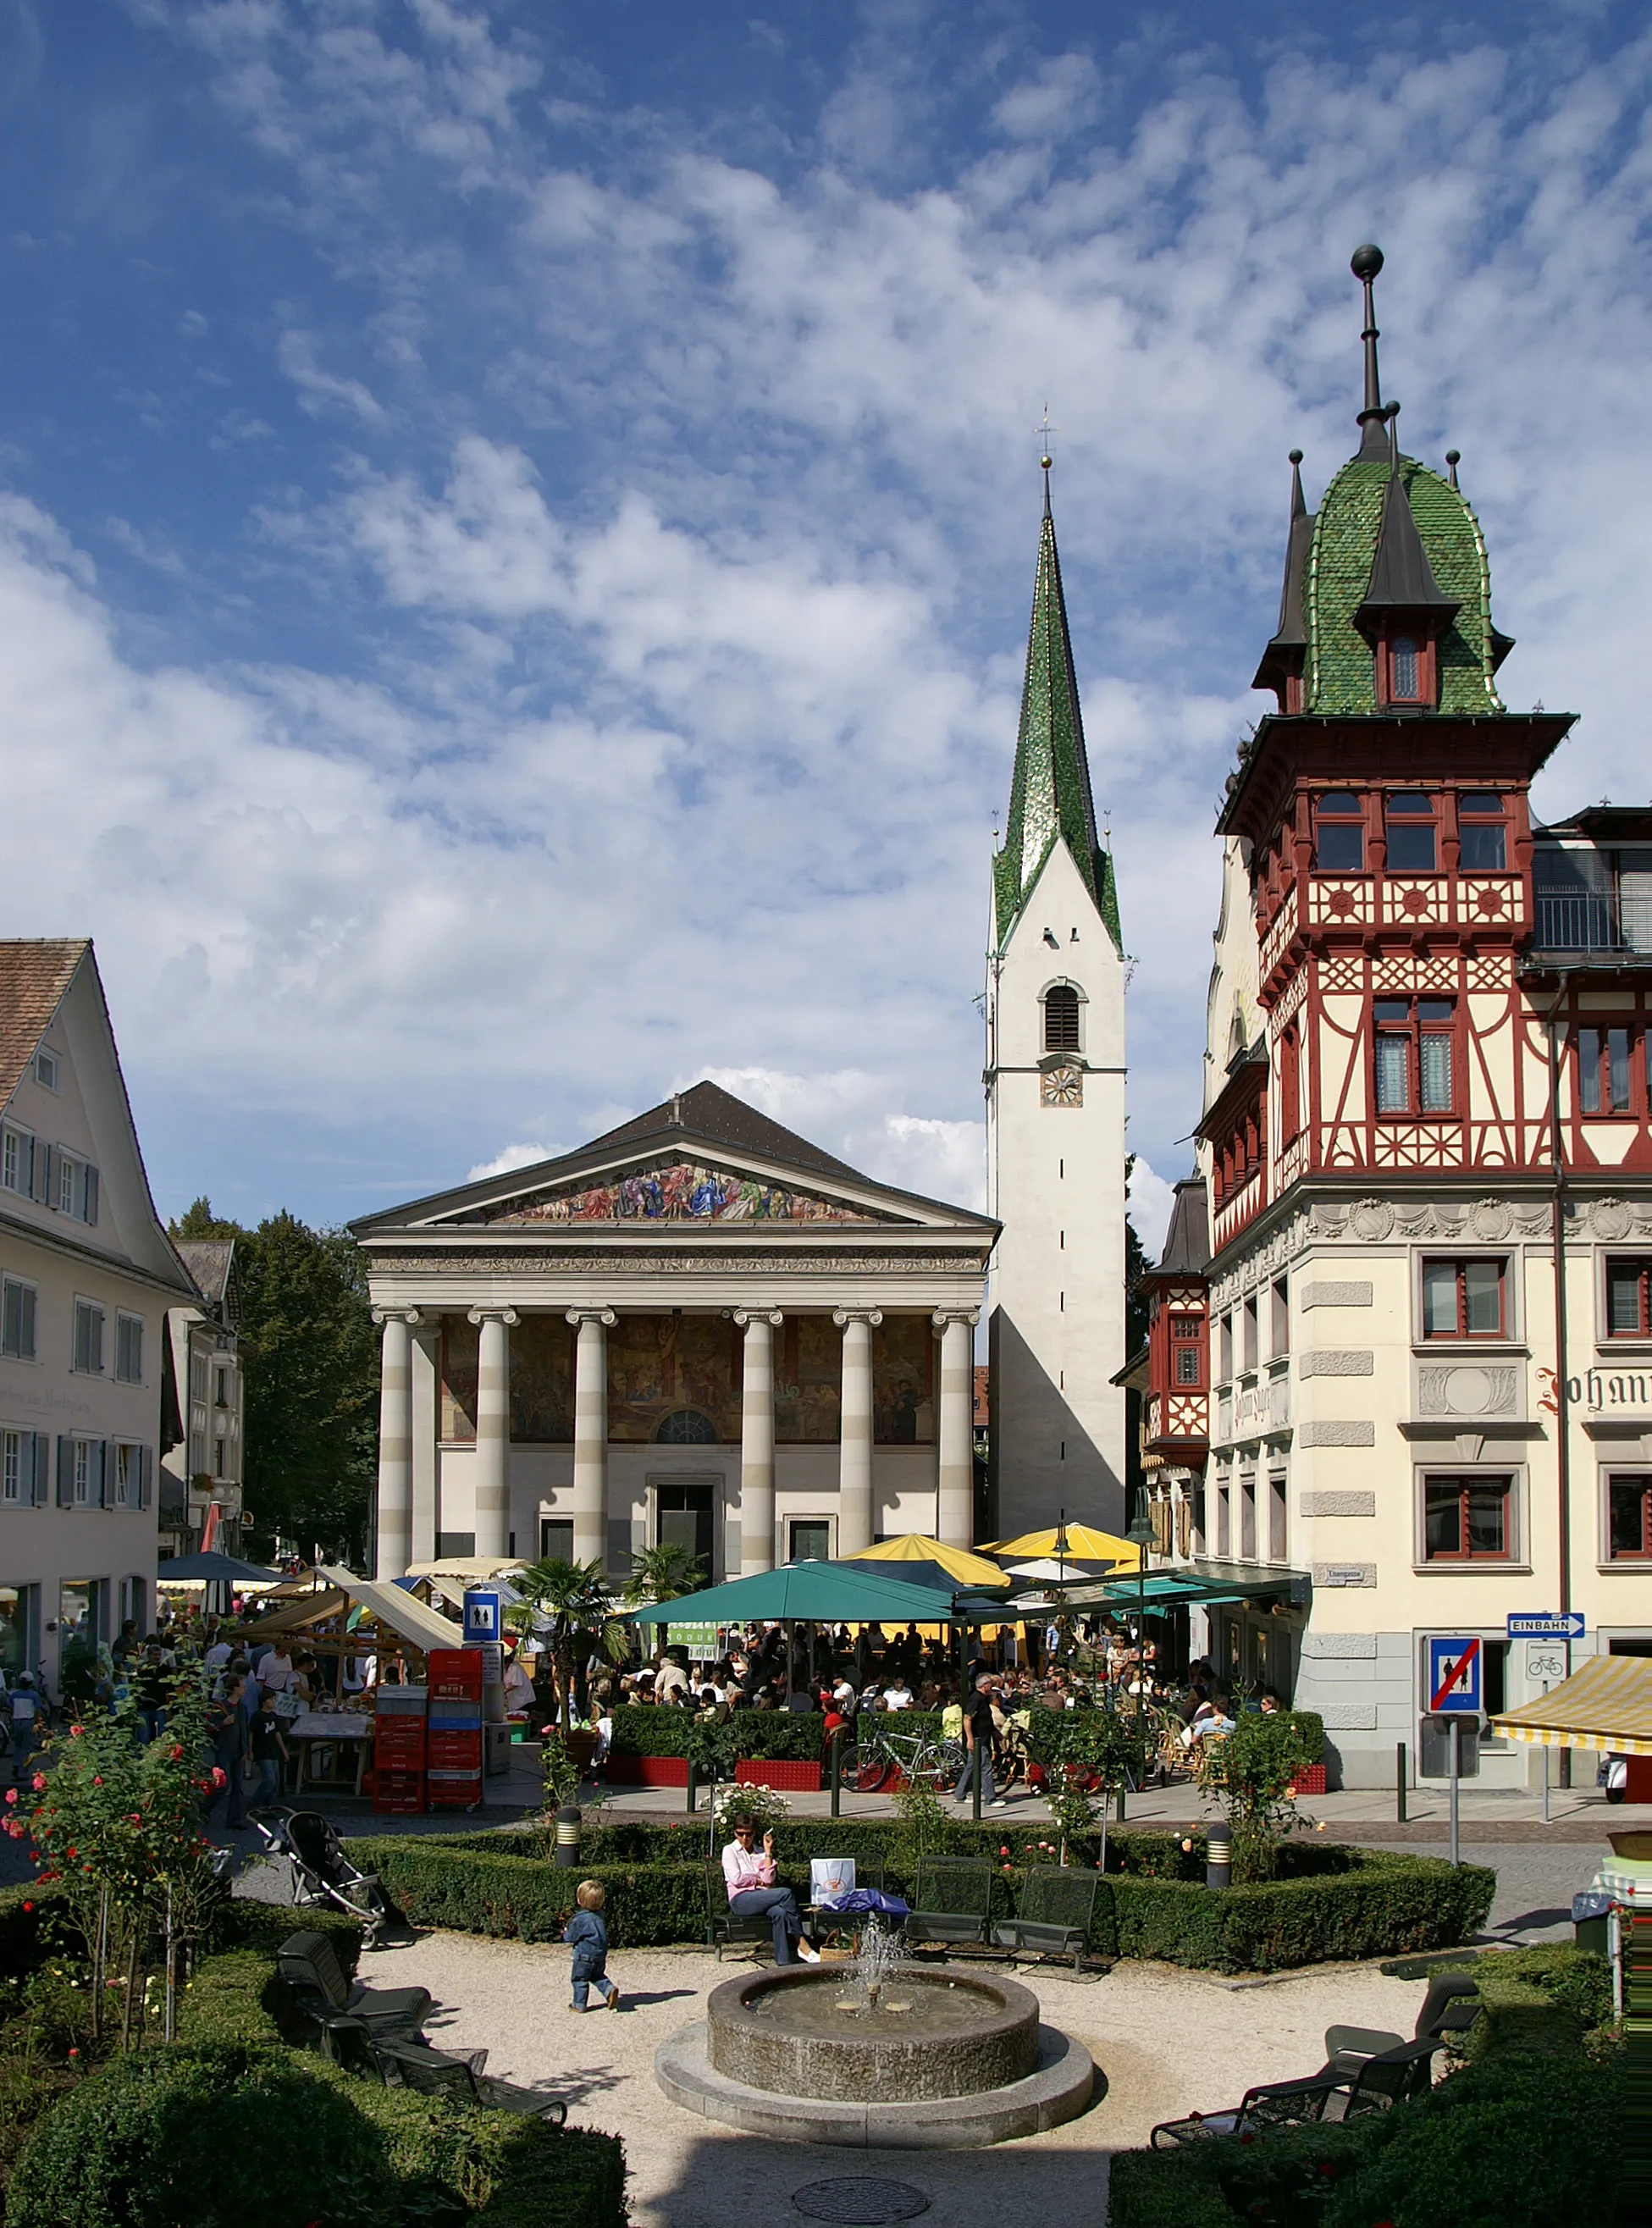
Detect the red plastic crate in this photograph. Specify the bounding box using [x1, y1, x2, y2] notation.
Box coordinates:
[373, 1771, 425, 1816]
[1289, 1764, 1328, 1796]
[374, 1724, 427, 1755]
[427, 1648, 484, 1700]
[427, 1734, 482, 1768]
[426, 1772, 482, 1808]
[603, 1755, 689, 1788]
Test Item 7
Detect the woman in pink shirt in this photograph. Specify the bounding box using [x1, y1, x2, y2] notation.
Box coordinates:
[721, 1815, 819, 1965]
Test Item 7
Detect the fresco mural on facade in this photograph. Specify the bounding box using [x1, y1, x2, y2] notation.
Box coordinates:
[484, 1160, 880, 1225]
[511, 1313, 575, 1443]
[607, 1313, 742, 1442]
[439, 1313, 478, 1442]
[874, 1316, 935, 1443]
[774, 1315, 843, 1442]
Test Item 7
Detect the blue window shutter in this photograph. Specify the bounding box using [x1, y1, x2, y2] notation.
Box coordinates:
[57, 1436, 73, 1507]
[83, 1164, 99, 1225]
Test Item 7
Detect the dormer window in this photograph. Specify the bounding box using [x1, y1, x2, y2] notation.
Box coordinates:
[1313, 792, 1364, 871]
[1376, 629, 1437, 709]
[1385, 792, 1437, 872]
[1043, 984, 1080, 1052]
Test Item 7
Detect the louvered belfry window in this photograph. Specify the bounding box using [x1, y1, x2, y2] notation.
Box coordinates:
[1044, 985, 1080, 1052]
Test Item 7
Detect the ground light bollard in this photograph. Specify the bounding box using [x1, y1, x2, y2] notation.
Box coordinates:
[1205, 1821, 1232, 1889]
[555, 1805, 582, 1869]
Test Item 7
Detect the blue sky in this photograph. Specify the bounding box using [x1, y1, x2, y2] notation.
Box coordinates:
[3, 2, 1651, 1247]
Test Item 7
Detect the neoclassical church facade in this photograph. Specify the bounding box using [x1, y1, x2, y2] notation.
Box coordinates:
[358, 487, 1135, 1583]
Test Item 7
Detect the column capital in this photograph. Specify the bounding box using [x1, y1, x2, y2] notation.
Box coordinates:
[931, 1307, 981, 1331]
[832, 1306, 883, 1328]
[565, 1307, 617, 1328]
[373, 1307, 424, 1328]
[732, 1307, 784, 1328]
[467, 1307, 520, 1327]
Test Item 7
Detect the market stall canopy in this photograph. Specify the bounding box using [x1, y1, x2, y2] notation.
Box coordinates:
[630, 1561, 989, 1628]
[317, 1567, 463, 1655]
[1001, 1556, 1114, 1584]
[986, 1523, 1143, 1570]
[1489, 1656, 1652, 1758]
[154, 1551, 283, 1588]
[1058, 1561, 1312, 1616]
[240, 1589, 351, 1640]
[404, 1557, 527, 1582]
[848, 1534, 1011, 1589]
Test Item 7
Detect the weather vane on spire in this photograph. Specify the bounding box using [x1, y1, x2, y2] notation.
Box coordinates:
[1035, 406, 1058, 511]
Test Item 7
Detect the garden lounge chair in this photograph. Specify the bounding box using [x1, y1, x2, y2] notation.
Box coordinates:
[903, 1857, 993, 1949]
[704, 1861, 780, 1961]
[1149, 2039, 1445, 2147]
[312, 2014, 570, 2121]
[276, 1929, 431, 2040]
[990, 1864, 1098, 1971]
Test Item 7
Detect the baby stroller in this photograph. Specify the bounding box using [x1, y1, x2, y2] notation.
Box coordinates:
[254, 1811, 406, 1949]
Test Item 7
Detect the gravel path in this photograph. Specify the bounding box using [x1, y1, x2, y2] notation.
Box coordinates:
[365, 1931, 1434, 2225]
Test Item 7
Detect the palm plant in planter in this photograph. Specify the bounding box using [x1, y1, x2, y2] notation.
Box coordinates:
[509, 1556, 627, 1738]
[620, 1541, 706, 1609]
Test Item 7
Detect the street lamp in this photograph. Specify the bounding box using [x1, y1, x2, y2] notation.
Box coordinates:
[1125, 1508, 1157, 1791]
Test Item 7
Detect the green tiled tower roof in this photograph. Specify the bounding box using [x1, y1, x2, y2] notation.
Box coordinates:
[1304, 451, 1506, 715]
[993, 486, 1123, 954]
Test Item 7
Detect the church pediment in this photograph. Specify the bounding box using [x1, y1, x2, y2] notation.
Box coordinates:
[443, 1156, 908, 1229]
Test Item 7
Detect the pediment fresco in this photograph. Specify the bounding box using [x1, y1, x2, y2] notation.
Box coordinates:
[469, 1158, 895, 1227]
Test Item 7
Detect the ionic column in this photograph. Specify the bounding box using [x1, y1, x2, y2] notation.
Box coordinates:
[373, 1309, 419, 1579]
[566, 1308, 617, 1570]
[467, 1307, 518, 1560]
[933, 1309, 981, 1549]
[832, 1307, 881, 1556]
[735, 1308, 784, 1575]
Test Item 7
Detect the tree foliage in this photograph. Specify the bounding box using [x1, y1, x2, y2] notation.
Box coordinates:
[168, 1199, 378, 1564]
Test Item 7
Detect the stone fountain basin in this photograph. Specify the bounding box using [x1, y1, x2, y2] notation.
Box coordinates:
[707, 1965, 1041, 2104]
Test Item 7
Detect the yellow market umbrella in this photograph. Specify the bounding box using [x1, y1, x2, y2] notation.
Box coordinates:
[851, 1534, 1012, 1589]
[986, 1522, 1143, 1571]
[1489, 1656, 1652, 1757]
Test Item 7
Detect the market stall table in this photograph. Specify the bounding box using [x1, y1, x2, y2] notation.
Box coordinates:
[287, 1711, 372, 1795]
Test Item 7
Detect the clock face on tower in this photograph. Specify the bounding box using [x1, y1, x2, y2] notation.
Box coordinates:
[1041, 1062, 1083, 1108]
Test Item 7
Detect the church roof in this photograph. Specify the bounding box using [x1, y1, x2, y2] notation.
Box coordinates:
[0, 938, 87, 1112]
[584, 1080, 862, 1183]
[993, 484, 1122, 954]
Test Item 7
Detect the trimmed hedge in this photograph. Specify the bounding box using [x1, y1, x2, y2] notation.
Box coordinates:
[1107, 2043, 1625, 2228]
[0, 1888, 627, 2228]
[352, 1825, 1494, 1973]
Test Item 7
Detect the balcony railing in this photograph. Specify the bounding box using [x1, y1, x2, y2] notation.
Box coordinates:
[1534, 889, 1652, 955]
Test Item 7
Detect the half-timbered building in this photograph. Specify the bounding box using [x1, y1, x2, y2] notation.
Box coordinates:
[1153, 246, 1652, 1788]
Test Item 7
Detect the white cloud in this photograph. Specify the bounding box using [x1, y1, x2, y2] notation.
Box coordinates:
[277, 329, 387, 424]
[1127, 1158, 1177, 1262]
[467, 1140, 566, 1180]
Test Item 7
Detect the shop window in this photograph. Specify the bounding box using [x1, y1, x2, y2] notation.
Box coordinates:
[1606, 1259, 1652, 1339]
[1423, 1474, 1514, 1562]
[1608, 1475, 1652, 1560]
[789, 1518, 832, 1563]
[1458, 793, 1506, 871]
[1421, 1258, 1506, 1340]
[1313, 792, 1365, 871]
[1578, 1025, 1634, 1115]
[1375, 998, 1455, 1114]
[539, 1518, 574, 1562]
[1384, 792, 1438, 871]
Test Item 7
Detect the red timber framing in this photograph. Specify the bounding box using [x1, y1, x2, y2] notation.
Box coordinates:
[1142, 1276, 1210, 1464]
[1198, 1048, 1269, 1253]
[1216, 712, 1576, 1193]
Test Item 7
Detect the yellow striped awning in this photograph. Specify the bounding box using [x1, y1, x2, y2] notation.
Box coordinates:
[1489, 1656, 1652, 1758]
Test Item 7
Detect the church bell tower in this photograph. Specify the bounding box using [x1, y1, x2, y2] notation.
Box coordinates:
[985, 463, 1128, 1539]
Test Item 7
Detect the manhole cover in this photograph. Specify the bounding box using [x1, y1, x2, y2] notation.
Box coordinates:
[792, 2181, 931, 2225]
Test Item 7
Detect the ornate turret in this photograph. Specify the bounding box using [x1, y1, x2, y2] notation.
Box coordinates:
[1251, 246, 1513, 718]
[993, 475, 1122, 952]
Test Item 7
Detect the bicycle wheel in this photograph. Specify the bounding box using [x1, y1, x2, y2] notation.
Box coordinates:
[854, 1749, 892, 1794]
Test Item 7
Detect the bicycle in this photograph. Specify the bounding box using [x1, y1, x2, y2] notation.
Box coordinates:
[846, 1721, 964, 1794]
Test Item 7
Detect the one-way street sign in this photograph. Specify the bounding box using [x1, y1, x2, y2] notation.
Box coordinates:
[1506, 1611, 1586, 1642]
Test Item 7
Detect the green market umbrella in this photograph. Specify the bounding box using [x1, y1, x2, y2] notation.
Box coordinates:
[629, 1560, 982, 1628]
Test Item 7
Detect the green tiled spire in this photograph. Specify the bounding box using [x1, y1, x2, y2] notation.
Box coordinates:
[993, 487, 1123, 954]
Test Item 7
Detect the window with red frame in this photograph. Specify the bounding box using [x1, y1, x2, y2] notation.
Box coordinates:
[1374, 998, 1455, 1114]
[1605, 1258, 1652, 1338]
[1379, 633, 1434, 709]
[1609, 1475, 1652, 1559]
[1384, 791, 1438, 871]
[1577, 1024, 1635, 1115]
[1421, 1258, 1506, 1339]
[1423, 1473, 1514, 1561]
[1169, 1313, 1203, 1387]
[1313, 791, 1365, 871]
[1457, 792, 1507, 871]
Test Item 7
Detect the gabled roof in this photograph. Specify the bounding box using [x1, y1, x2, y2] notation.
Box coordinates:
[993, 487, 1122, 955]
[1155, 1177, 1211, 1278]
[583, 1081, 860, 1181]
[175, 1239, 239, 1320]
[352, 1078, 997, 1239]
[0, 939, 87, 1112]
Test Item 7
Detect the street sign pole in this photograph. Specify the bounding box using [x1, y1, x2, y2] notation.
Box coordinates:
[1542, 1683, 1550, 1826]
[1450, 1717, 1461, 1868]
